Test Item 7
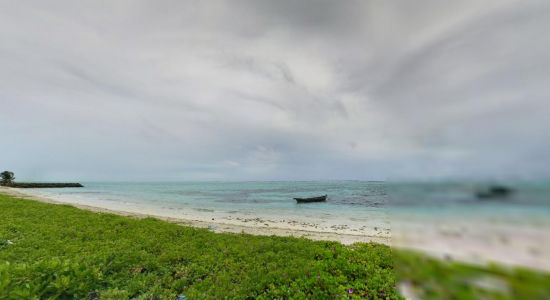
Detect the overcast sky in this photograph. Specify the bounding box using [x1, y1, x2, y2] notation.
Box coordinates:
[1, 0, 549, 181]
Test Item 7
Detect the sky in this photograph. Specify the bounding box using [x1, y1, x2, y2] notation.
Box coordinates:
[1, 0, 549, 181]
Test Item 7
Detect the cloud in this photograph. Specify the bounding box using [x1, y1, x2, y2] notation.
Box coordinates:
[0, 0, 549, 181]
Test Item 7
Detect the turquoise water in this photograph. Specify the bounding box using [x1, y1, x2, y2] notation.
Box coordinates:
[388, 181, 550, 206]
[33, 180, 385, 210]
[387, 181, 550, 221]
[23, 181, 389, 234]
[21, 181, 550, 229]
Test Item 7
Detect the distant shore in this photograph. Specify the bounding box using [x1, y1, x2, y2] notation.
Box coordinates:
[3, 182, 83, 188]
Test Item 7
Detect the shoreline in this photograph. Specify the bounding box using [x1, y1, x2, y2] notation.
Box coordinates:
[0, 187, 387, 245]
[3, 186, 550, 272]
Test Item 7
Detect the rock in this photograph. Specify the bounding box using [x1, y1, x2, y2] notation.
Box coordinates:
[9, 182, 84, 188]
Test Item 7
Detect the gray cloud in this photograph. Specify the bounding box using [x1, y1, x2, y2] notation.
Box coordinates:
[0, 0, 549, 181]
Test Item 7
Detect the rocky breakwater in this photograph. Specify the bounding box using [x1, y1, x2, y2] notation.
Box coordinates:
[7, 182, 84, 188]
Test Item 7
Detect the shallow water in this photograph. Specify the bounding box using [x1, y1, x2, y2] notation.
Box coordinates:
[20, 180, 550, 234]
[21, 181, 389, 235]
[387, 181, 550, 223]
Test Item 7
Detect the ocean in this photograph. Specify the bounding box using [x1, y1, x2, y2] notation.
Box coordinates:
[387, 181, 550, 223]
[20, 181, 389, 238]
[18, 180, 550, 238]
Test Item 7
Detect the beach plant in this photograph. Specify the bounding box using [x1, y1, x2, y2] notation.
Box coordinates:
[0, 171, 14, 186]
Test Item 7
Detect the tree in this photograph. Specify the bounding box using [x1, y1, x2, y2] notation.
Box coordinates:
[1, 171, 15, 186]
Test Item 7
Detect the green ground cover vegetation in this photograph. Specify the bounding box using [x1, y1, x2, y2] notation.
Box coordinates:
[1, 193, 549, 299]
[0, 193, 397, 299]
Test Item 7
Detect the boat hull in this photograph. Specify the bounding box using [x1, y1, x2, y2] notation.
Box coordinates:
[294, 195, 327, 203]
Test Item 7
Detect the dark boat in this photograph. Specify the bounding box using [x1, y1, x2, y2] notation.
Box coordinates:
[294, 195, 327, 203]
[475, 185, 514, 199]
